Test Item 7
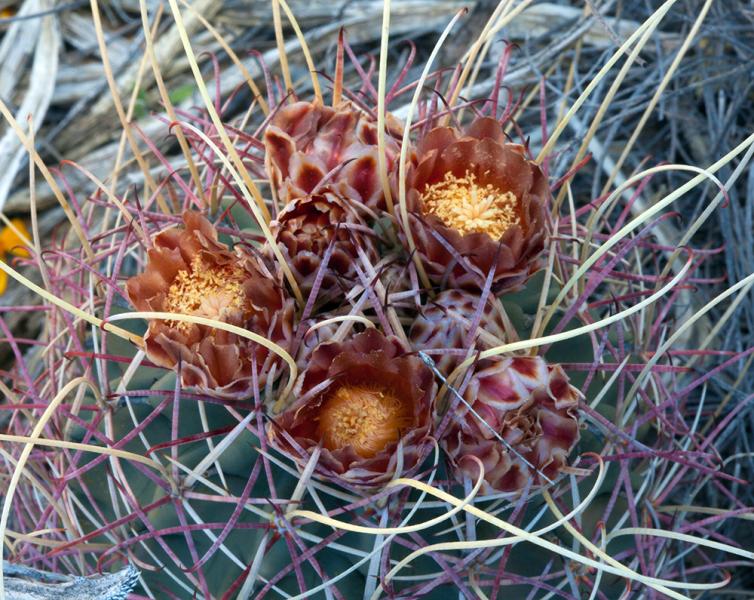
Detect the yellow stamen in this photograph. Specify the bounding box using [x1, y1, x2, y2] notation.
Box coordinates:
[421, 171, 519, 238]
[164, 255, 244, 332]
[317, 385, 412, 458]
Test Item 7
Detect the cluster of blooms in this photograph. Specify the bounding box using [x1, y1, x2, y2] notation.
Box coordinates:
[127, 97, 580, 495]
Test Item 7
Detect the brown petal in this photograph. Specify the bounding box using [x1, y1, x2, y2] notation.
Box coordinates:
[274, 101, 320, 139]
[434, 139, 475, 180]
[183, 210, 219, 241]
[126, 247, 184, 310]
[197, 337, 243, 387]
[412, 153, 442, 192]
[418, 126, 458, 156]
[470, 139, 533, 199]
[311, 109, 360, 167]
[288, 154, 327, 195]
[465, 116, 507, 144]
[340, 152, 380, 205]
[264, 126, 297, 180]
[538, 406, 580, 452]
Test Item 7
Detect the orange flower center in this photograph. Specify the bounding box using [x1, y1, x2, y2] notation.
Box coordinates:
[421, 171, 519, 238]
[317, 385, 413, 458]
[164, 255, 244, 331]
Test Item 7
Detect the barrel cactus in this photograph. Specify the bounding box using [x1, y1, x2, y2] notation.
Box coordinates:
[1, 4, 750, 600]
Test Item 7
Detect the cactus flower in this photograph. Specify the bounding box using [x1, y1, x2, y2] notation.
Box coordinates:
[405, 116, 548, 291]
[442, 356, 580, 494]
[270, 328, 435, 487]
[264, 99, 403, 211]
[268, 189, 378, 301]
[409, 289, 508, 376]
[126, 211, 294, 399]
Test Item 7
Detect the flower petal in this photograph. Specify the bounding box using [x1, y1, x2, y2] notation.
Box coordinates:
[0, 218, 31, 258]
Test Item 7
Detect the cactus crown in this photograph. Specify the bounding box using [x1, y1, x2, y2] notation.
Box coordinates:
[1, 3, 752, 599]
